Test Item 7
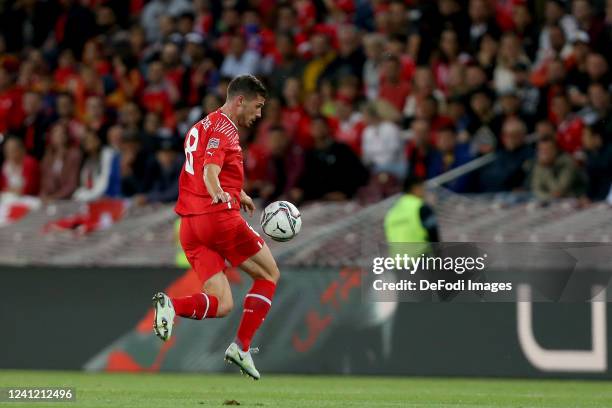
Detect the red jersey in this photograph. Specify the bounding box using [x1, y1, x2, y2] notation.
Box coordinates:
[175, 110, 243, 215]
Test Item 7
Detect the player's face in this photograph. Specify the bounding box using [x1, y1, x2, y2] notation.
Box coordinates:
[239, 95, 265, 128]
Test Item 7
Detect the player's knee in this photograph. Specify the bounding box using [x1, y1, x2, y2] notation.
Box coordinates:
[217, 297, 234, 317]
[262, 263, 281, 283]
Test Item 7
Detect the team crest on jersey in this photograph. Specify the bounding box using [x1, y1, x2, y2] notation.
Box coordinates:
[207, 138, 220, 149]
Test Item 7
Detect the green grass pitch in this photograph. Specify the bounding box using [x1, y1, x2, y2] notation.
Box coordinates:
[1, 370, 611, 407]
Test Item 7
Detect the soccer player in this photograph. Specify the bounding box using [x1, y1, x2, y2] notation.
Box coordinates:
[152, 75, 279, 380]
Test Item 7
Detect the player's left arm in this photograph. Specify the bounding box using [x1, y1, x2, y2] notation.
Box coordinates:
[239, 189, 255, 217]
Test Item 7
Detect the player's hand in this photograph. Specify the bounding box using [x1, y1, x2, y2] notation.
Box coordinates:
[211, 190, 232, 204]
[240, 192, 256, 217]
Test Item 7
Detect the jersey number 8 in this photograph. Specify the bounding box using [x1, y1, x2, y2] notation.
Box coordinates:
[185, 127, 199, 175]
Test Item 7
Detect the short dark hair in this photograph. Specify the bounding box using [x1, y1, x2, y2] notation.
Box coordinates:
[403, 175, 425, 193]
[538, 135, 558, 149]
[4, 135, 25, 149]
[310, 115, 329, 127]
[227, 75, 267, 100]
[438, 124, 457, 134]
[57, 91, 74, 102]
[585, 120, 605, 137]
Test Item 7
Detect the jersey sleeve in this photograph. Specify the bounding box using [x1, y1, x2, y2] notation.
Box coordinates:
[202, 126, 229, 168]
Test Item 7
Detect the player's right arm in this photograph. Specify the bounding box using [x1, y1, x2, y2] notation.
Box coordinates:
[204, 163, 231, 203]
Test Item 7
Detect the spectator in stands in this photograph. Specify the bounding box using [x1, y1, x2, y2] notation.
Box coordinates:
[572, 0, 606, 51]
[585, 52, 611, 86]
[378, 55, 411, 113]
[322, 25, 365, 87]
[73, 129, 120, 202]
[0, 137, 39, 196]
[84, 95, 110, 144]
[466, 87, 498, 154]
[0, 61, 24, 135]
[406, 118, 432, 180]
[475, 33, 498, 78]
[302, 32, 336, 93]
[141, 60, 177, 129]
[494, 32, 531, 94]
[220, 33, 261, 78]
[386, 0, 410, 37]
[140, 0, 192, 43]
[467, 0, 500, 52]
[512, 2, 539, 61]
[119, 130, 149, 198]
[182, 35, 219, 106]
[578, 82, 612, 134]
[39, 124, 81, 201]
[334, 95, 365, 156]
[533, 120, 557, 141]
[361, 102, 406, 180]
[538, 26, 573, 84]
[15, 90, 49, 161]
[475, 117, 533, 193]
[269, 33, 304, 98]
[432, 28, 469, 95]
[403, 67, 445, 124]
[291, 116, 367, 203]
[536, 58, 568, 121]
[566, 31, 593, 103]
[551, 92, 584, 154]
[118, 102, 143, 135]
[539, 0, 578, 60]
[431, 0, 469, 47]
[581, 122, 612, 202]
[362, 33, 385, 101]
[460, 65, 484, 95]
[415, 95, 453, 144]
[55, 0, 96, 59]
[54, 92, 84, 143]
[187, 94, 222, 128]
[280, 77, 306, 141]
[134, 138, 184, 206]
[494, 89, 526, 129]
[426, 125, 473, 192]
[513, 62, 540, 123]
[0, 0, 58, 52]
[105, 55, 144, 109]
[160, 42, 185, 99]
[141, 111, 171, 154]
[256, 126, 304, 204]
[530, 136, 585, 201]
[293, 90, 324, 150]
[254, 97, 285, 153]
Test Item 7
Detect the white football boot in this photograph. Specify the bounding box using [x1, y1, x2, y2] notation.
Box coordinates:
[224, 342, 261, 380]
[152, 292, 175, 341]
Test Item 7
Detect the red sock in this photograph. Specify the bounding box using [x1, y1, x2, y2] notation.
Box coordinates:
[171, 293, 218, 320]
[236, 279, 276, 351]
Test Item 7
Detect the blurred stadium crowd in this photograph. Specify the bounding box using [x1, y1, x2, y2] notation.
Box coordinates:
[0, 0, 611, 209]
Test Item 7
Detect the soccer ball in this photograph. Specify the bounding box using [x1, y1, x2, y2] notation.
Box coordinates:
[260, 201, 302, 242]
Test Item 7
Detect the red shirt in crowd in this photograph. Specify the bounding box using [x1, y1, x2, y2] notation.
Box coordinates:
[378, 79, 411, 112]
[0, 156, 40, 196]
[141, 85, 175, 128]
[556, 116, 584, 154]
[335, 117, 366, 156]
[0, 86, 24, 133]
